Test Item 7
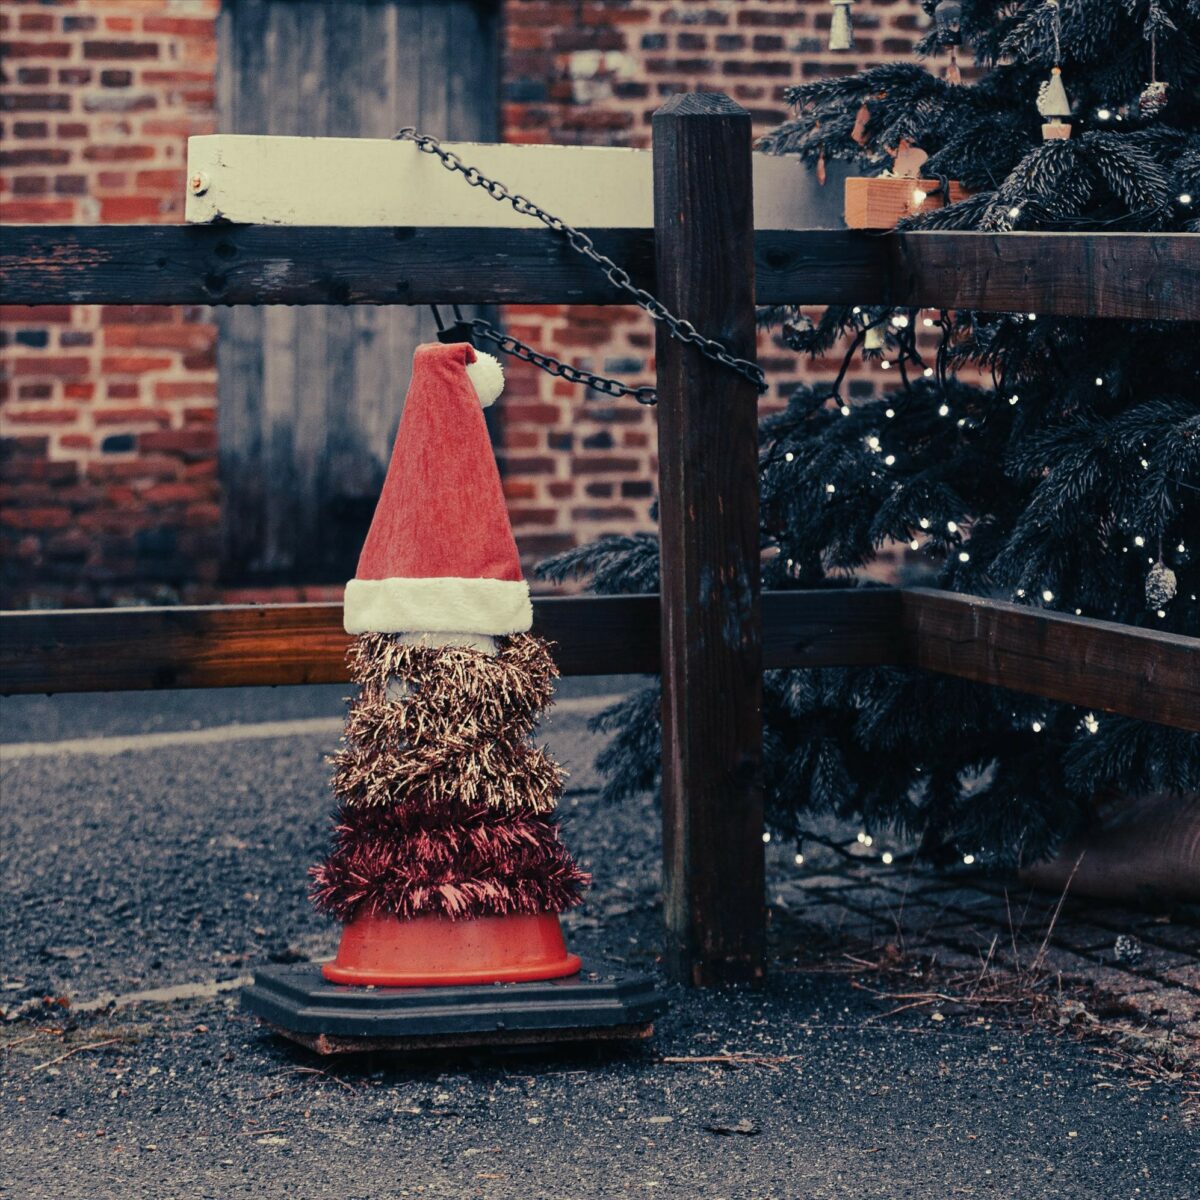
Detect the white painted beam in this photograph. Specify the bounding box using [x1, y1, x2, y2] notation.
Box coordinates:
[184, 134, 845, 230]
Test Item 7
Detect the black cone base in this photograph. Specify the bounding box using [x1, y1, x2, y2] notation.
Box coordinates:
[242, 962, 666, 1055]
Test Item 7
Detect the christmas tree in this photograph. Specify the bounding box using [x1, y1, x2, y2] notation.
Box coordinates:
[541, 0, 1199, 868]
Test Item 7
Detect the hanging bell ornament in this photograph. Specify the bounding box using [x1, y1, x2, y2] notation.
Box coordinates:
[1146, 560, 1178, 609]
[1139, 80, 1169, 117]
[934, 0, 963, 46]
[1037, 66, 1072, 140]
[863, 323, 887, 352]
[828, 0, 854, 52]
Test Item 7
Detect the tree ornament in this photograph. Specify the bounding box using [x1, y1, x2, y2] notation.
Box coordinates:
[1146, 560, 1178, 609]
[1037, 1, 1071, 140]
[1037, 67, 1072, 139]
[863, 322, 886, 352]
[828, 0, 854, 52]
[1139, 32, 1168, 117]
[933, 0, 963, 46]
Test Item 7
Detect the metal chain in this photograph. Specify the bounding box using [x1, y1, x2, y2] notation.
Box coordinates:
[393, 126, 768, 405]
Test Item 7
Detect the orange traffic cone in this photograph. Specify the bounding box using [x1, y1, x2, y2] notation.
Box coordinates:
[322, 912, 582, 988]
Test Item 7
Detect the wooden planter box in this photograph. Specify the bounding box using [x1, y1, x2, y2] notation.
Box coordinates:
[844, 176, 969, 229]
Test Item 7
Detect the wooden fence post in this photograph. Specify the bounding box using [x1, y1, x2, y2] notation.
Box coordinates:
[652, 93, 765, 987]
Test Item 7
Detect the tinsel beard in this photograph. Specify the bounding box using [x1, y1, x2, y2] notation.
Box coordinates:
[311, 633, 589, 922]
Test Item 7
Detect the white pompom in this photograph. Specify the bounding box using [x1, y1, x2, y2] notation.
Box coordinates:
[466, 350, 504, 408]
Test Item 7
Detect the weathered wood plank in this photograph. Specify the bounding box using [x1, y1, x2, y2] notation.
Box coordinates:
[0, 589, 908, 696]
[885, 231, 1200, 322]
[901, 589, 1200, 733]
[0, 596, 660, 694]
[4, 226, 1193, 318]
[654, 94, 765, 988]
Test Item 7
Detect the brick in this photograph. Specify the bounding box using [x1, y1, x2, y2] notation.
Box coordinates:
[509, 507, 558, 527]
[99, 195, 163, 221]
[0, 147, 70, 166]
[11, 356, 90, 378]
[0, 305, 71, 324]
[141, 17, 215, 38]
[154, 380, 217, 401]
[16, 66, 51, 85]
[0, 92, 70, 112]
[5, 406, 78, 425]
[0, 40, 72, 59]
[101, 306, 174, 326]
[101, 355, 174, 375]
[3, 507, 71, 531]
[571, 505, 636, 521]
[138, 429, 218, 455]
[83, 143, 155, 162]
[571, 456, 640, 475]
[94, 407, 171, 426]
[100, 69, 134, 87]
[83, 40, 160, 61]
[16, 383, 53, 401]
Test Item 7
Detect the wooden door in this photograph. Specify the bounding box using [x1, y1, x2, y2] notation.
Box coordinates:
[216, 0, 499, 583]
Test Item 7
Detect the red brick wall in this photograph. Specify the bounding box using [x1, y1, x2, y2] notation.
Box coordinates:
[1, 0, 926, 606]
[1, 0, 219, 606]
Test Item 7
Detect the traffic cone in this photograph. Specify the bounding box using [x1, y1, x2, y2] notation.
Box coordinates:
[242, 341, 662, 1051]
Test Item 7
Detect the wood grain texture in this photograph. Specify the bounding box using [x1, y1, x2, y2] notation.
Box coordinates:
[0, 589, 907, 696]
[215, 0, 497, 584]
[653, 93, 765, 987]
[0, 596, 662, 695]
[4, 226, 1194, 318]
[902, 589, 1200, 732]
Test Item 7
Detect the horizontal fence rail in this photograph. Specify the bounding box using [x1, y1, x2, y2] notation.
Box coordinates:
[3, 589, 1197, 731]
[2, 226, 1196, 319]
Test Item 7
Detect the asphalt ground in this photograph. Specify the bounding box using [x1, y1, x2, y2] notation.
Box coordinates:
[1, 681, 1197, 1199]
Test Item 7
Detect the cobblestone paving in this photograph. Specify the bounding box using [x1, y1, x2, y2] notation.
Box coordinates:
[767, 848, 1200, 1073]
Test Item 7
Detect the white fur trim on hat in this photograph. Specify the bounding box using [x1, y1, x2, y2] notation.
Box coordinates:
[344, 575, 532, 636]
[466, 350, 505, 408]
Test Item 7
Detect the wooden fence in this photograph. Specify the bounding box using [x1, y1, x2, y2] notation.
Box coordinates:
[2, 93, 1198, 988]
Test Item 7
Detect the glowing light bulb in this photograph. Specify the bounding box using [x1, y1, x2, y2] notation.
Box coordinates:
[794, 853, 805, 865]
[1032, 721, 1043, 732]
[1097, 108, 1112, 121]
[1180, 193, 1193, 205]
[923, 367, 934, 377]
[1042, 589, 1054, 602]
[825, 483, 836, 494]
[1083, 713, 1099, 734]
[1095, 377, 1104, 386]
[1157, 609, 1167, 618]
[947, 520, 958, 532]
[893, 315, 909, 329]
[885, 454, 896, 465]
[762, 831, 771, 843]
[856, 831, 867, 844]
[1009, 394, 1019, 405]
[1016, 589, 1026, 598]
[885, 407, 896, 419]
[852, 306, 862, 315]
[911, 187, 927, 207]
[1027, 313, 1037, 321]
[1178, 542, 1186, 553]
[881, 360, 891, 370]
[785, 451, 794, 462]
[910, 539, 920, 550]
[938, 404, 950, 416]
[840, 405, 851, 416]
[923, 317, 934, 327]
[1007, 206, 1021, 219]
[863, 835, 874, 847]
[963, 854, 976, 865]
[1133, 535, 1145, 547]
[881, 851, 894, 865]
[958, 551, 970, 562]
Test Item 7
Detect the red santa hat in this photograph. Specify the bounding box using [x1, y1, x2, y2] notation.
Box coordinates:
[343, 341, 532, 638]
